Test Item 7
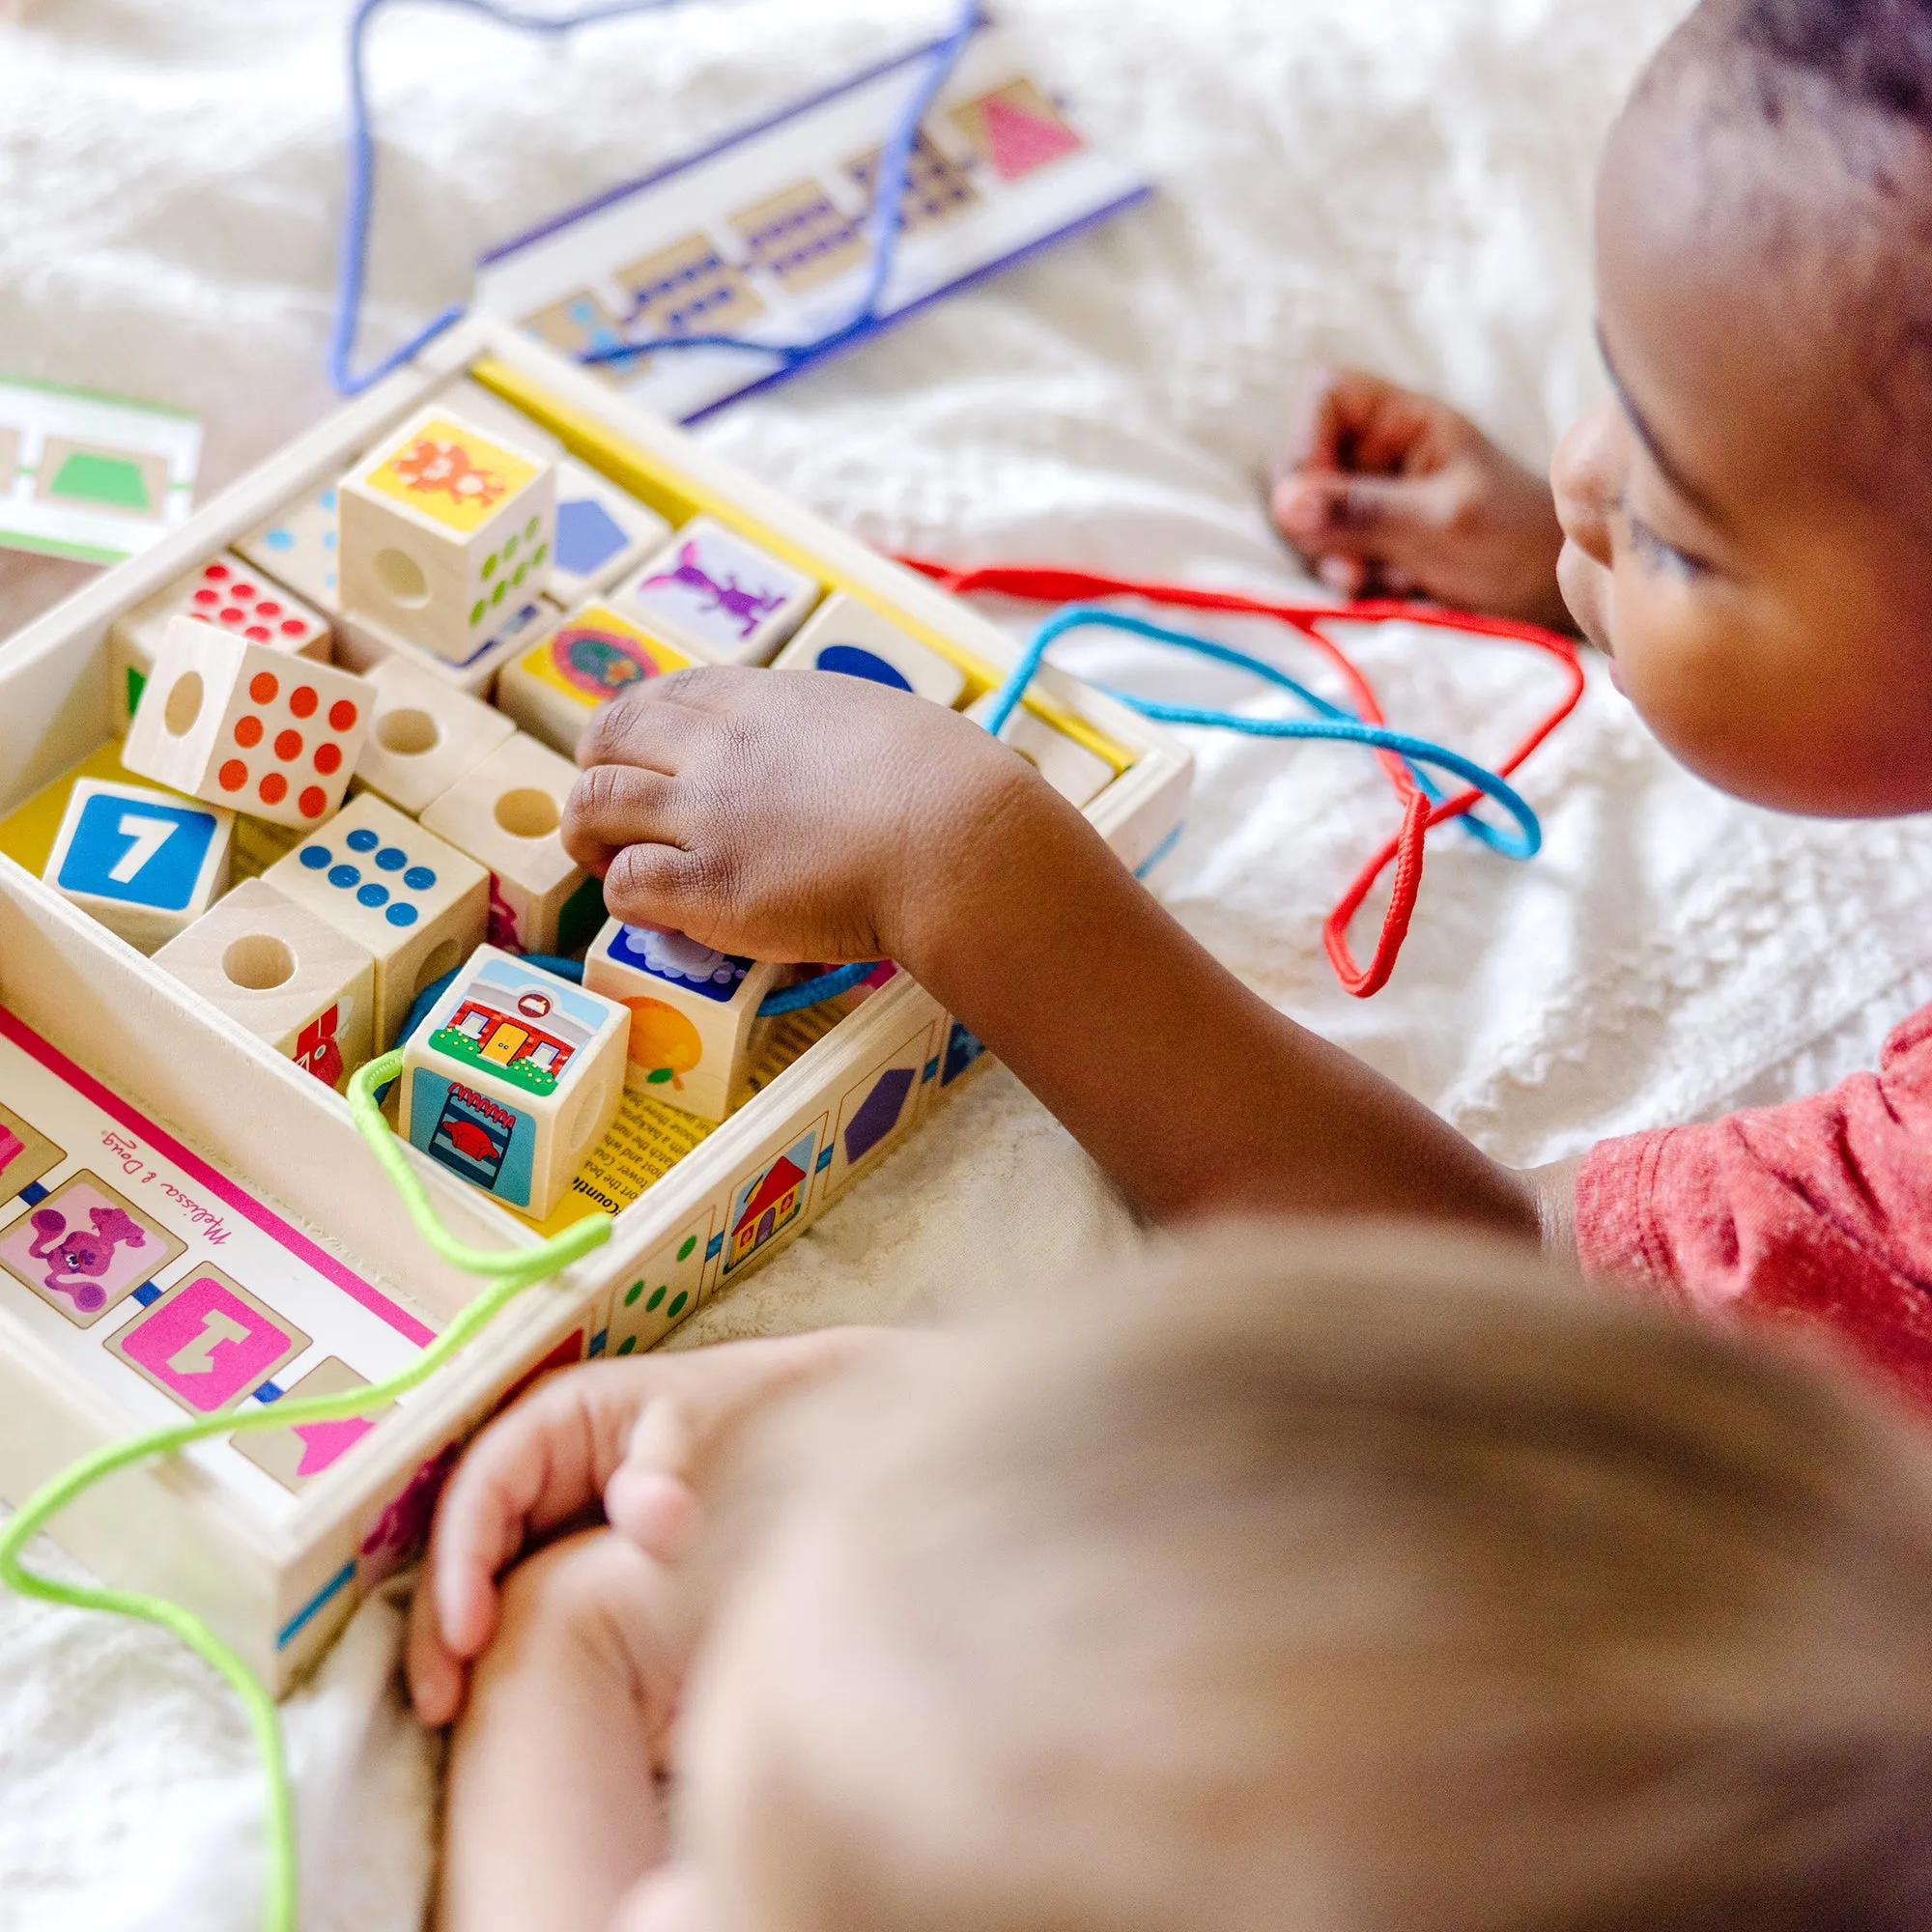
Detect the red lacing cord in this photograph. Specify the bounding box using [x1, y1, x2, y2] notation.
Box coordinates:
[898, 557, 1586, 997]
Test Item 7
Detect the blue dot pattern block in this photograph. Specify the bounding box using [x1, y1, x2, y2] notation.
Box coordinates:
[57, 793, 222, 911]
[813, 642, 914, 693]
[295, 839, 440, 930]
[555, 497, 630, 577]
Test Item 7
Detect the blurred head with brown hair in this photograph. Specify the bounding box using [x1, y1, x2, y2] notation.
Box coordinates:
[630, 1225, 1932, 1932]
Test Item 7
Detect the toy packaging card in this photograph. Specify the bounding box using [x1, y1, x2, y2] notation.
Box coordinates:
[472, 17, 1150, 423]
[0, 374, 202, 566]
[0, 1003, 430, 1522]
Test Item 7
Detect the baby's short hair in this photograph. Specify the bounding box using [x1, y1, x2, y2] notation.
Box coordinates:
[1736, 0, 1932, 121]
[691, 1225, 1932, 1932]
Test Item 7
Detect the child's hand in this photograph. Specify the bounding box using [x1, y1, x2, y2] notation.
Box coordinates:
[564, 666, 1057, 968]
[1270, 368, 1573, 630]
[405, 1328, 889, 1726]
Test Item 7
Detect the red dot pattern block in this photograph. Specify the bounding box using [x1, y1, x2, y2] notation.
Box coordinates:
[211, 660, 370, 823]
[125, 618, 374, 830]
[179, 557, 328, 653]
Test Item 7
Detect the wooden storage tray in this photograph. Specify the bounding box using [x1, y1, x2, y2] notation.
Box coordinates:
[0, 318, 1190, 1692]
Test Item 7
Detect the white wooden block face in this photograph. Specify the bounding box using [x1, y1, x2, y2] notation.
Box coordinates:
[420, 733, 603, 958]
[773, 593, 967, 708]
[236, 486, 342, 618]
[966, 694, 1115, 808]
[263, 793, 489, 1052]
[582, 918, 781, 1124]
[354, 656, 517, 817]
[124, 618, 373, 829]
[496, 599, 697, 757]
[336, 595, 560, 697]
[43, 779, 234, 953]
[603, 1208, 717, 1356]
[611, 516, 818, 666]
[151, 879, 376, 1092]
[107, 551, 333, 732]
[340, 408, 559, 666]
[398, 947, 628, 1218]
[548, 461, 671, 607]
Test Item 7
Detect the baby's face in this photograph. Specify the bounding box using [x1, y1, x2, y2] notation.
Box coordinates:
[1551, 54, 1932, 816]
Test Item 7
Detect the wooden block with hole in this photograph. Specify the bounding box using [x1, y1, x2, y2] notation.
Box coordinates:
[419, 733, 602, 958]
[354, 656, 517, 817]
[152, 879, 376, 1092]
[340, 406, 558, 667]
[123, 617, 371, 830]
[495, 599, 698, 757]
[261, 792, 488, 1053]
[771, 592, 967, 706]
[966, 692, 1114, 808]
[108, 552, 333, 733]
[582, 917, 783, 1123]
[398, 946, 628, 1219]
[43, 778, 234, 954]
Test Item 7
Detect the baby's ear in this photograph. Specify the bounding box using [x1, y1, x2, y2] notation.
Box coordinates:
[614, 1861, 715, 1932]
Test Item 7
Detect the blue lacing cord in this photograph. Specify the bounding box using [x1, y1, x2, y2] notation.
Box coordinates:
[584, 0, 984, 372]
[980, 604, 1542, 862]
[758, 960, 876, 1015]
[742, 600, 1545, 1010]
[331, 0, 985, 396]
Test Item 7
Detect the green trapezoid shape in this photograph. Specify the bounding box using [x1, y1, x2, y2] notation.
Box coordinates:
[49, 451, 152, 512]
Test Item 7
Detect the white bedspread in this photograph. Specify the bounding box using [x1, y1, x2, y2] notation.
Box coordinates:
[10, 0, 1932, 1925]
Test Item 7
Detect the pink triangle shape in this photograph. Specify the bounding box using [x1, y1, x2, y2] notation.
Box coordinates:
[980, 95, 1083, 182]
[293, 1414, 376, 1478]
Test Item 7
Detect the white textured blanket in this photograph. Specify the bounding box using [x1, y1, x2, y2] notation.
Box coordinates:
[10, 0, 1931, 1925]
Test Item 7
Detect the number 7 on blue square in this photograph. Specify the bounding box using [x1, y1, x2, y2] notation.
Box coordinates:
[44, 779, 234, 954]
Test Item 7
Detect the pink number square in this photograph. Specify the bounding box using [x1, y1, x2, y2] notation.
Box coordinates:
[112, 1268, 310, 1414]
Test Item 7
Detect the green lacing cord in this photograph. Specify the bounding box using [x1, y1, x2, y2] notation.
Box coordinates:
[0, 1049, 613, 1932]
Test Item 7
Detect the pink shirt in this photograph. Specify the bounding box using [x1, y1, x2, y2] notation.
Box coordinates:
[1575, 1003, 1932, 1408]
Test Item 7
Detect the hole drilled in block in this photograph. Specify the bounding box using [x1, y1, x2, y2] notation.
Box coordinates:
[495, 787, 560, 839]
[374, 548, 431, 610]
[163, 670, 205, 737]
[222, 933, 297, 991]
[414, 937, 463, 996]
[378, 707, 441, 756]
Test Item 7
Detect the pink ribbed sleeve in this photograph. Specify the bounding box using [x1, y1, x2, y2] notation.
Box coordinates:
[1576, 1006, 1932, 1406]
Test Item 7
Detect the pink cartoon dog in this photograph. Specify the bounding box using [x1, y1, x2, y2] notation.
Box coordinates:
[27, 1204, 147, 1315]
